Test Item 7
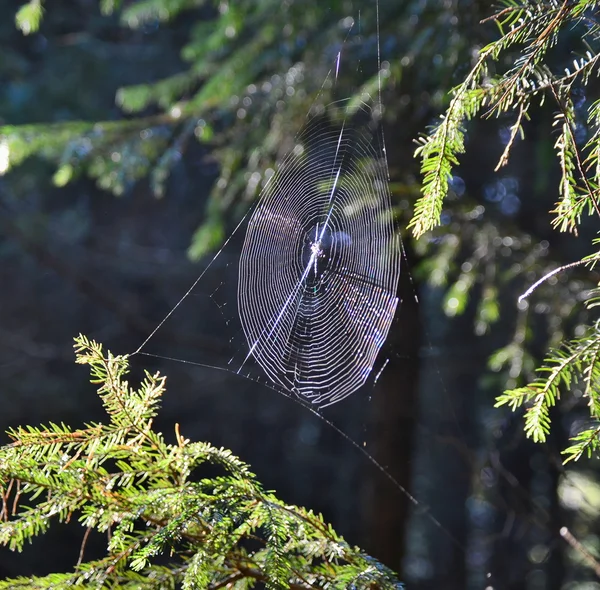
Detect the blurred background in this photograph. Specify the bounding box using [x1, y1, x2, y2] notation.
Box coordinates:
[1, 0, 599, 588]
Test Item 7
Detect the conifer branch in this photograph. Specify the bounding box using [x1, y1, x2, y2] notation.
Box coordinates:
[496, 321, 600, 446]
[411, 0, 600, 237]
[0, 336, 402, 589]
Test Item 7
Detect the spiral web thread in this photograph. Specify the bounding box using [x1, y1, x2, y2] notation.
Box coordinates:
[237, 99, 400, 406]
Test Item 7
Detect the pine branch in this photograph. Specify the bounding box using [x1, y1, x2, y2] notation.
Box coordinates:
[411, 76, 487, 238]
[0, 336, 403, 589]
[411, 0, 600, 237]
[496, 321, 600, 445]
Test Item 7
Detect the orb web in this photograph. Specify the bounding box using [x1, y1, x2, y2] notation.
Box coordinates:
[238, 99, 400, 406]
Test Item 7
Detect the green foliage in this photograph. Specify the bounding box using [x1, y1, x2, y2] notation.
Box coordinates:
[3, 0, 404, 259]
[492, 243, 600, 454]
[188, 215, 225, 261]
[0, 118, 178, 197]
[496, 317, 600, 445]
[3, 0, 340, 256]
[409, 0, 600, 465]
[15, 0, 44, 36]
[412, 0, 600, 238]
[411, 84, 485, 238]
[0, 336, 402, 589]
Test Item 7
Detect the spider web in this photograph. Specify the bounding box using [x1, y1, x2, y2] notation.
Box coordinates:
[125, 1, 468, 575]
[133, 37, 399, 408]
[97, 4, 595, 585]
[237, 99, 399, 406]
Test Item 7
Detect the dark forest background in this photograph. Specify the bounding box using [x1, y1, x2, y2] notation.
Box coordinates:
[1, 1, 599, 589]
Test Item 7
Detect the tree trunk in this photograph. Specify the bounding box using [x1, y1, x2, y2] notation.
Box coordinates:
[364, 242, 421, 573]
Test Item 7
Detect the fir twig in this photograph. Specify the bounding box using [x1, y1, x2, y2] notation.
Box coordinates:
[0, 335, 402, 589]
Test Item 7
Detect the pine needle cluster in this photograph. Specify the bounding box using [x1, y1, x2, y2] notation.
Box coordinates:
[0, 336, 402, 589]
[495, 319, 600, 448]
